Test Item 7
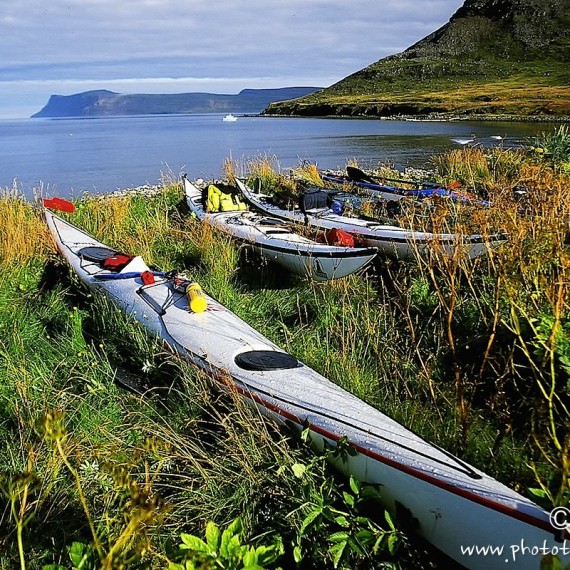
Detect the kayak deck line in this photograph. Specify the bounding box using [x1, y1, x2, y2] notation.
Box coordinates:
[167, 339, 558, 542]
[110, 311, 561, 545]
[236, 385, 556, 538]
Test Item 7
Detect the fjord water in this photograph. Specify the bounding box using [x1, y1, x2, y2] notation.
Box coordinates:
[0, 114, 550, 199]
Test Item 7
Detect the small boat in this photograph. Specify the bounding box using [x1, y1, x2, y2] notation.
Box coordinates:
[183, 175, 377, 281]
[236, 179, 504, 261]
[222, 113, 238, 122]
[43, 205, 568, 570]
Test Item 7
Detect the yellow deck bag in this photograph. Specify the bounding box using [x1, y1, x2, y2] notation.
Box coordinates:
[234, 195, 248, 211]
[207, 184, 248, 212]
[219, 191, 237, 211]
[206, 184, 221, 212]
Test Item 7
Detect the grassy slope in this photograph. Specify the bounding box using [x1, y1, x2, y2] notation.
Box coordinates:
[266, 77, 570, 117]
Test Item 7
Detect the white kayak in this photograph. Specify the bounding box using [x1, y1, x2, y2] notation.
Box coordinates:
[236, 179, 505, 261]
[183, 175, 377, 281]
[44, 209, 567, 570]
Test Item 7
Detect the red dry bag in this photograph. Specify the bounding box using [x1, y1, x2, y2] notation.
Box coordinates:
[102, 253, 134, 272]
[325, 228, 355, 247]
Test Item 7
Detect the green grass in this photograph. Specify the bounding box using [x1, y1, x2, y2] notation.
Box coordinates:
[266, 77, 570, 118]
[1, 144, 569, 568]
[0, 189, 414, 569]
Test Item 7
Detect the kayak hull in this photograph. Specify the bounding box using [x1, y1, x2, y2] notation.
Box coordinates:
[235, 179, 503, 261]
[44, 210, 565, 570]
[184, 176, 377, 281]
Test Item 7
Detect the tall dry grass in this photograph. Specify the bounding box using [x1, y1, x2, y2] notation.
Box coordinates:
[415, 148, 570, 503]
[0, 191, 53, 268]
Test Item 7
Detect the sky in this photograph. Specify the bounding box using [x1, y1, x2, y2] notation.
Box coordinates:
[0, 0, 465, 119]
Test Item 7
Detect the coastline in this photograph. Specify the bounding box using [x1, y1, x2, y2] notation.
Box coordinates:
[259, 112, 570, 123]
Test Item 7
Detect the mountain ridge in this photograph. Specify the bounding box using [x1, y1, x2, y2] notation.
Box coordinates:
[263, 0, 570, 119]
[31, 87, 322, 118]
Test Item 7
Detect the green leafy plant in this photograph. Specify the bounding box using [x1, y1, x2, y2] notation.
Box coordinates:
[43, 541, 99, 570]
[288, 433, 401, 569]
[292, 472, 400, 569]
[534, 125, 570, 165]
[169, 517, 284, 570]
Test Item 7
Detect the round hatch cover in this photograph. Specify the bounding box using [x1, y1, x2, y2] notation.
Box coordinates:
[78, 246, 118, 262]
[235, 350, 298, 371]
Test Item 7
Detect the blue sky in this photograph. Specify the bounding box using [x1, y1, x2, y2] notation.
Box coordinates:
[0, 0, 464, 119]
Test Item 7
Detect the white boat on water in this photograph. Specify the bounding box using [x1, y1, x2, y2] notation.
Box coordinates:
[44, 205, 569, 570]
[222, 113, 238, 122]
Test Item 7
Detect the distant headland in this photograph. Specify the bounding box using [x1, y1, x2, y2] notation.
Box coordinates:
[31, 87, 322, 118]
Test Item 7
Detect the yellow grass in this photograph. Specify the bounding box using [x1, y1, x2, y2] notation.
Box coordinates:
[291, 163, 324, 186]
[75, 195, 133, 244]
[300, 82, 570, 117]
[0, 191, 53, 268]
[74, 193, 176, 267]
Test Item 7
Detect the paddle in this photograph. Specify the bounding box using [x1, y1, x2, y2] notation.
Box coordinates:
[346, 165, 376, 185]
[344, 166, 492, 207]
[93, 271, 166, 280]
[346, 165, 458, 190]
[42, 197, 76, 213]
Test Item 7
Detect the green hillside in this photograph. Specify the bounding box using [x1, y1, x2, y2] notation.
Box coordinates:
[265, 0, 570, 118]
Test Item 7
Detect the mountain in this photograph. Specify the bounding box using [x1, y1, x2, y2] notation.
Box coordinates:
[31, 87, 322, 118]
[264, 0, 570, 118]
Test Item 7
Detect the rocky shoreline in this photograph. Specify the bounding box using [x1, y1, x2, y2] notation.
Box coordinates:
[261, 112, 570, 123]
[84, 183, 167, 200]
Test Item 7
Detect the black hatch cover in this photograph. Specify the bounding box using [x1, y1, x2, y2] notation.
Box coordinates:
[235, 350, 298, 371]
[78, 246, 118, 262]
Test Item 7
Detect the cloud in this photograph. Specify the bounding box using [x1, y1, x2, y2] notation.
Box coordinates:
[0, 0, 464, 117]
[1, 75, 330, 94]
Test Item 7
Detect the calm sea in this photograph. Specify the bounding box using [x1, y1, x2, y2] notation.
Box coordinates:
[0, 114, 552, 199]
